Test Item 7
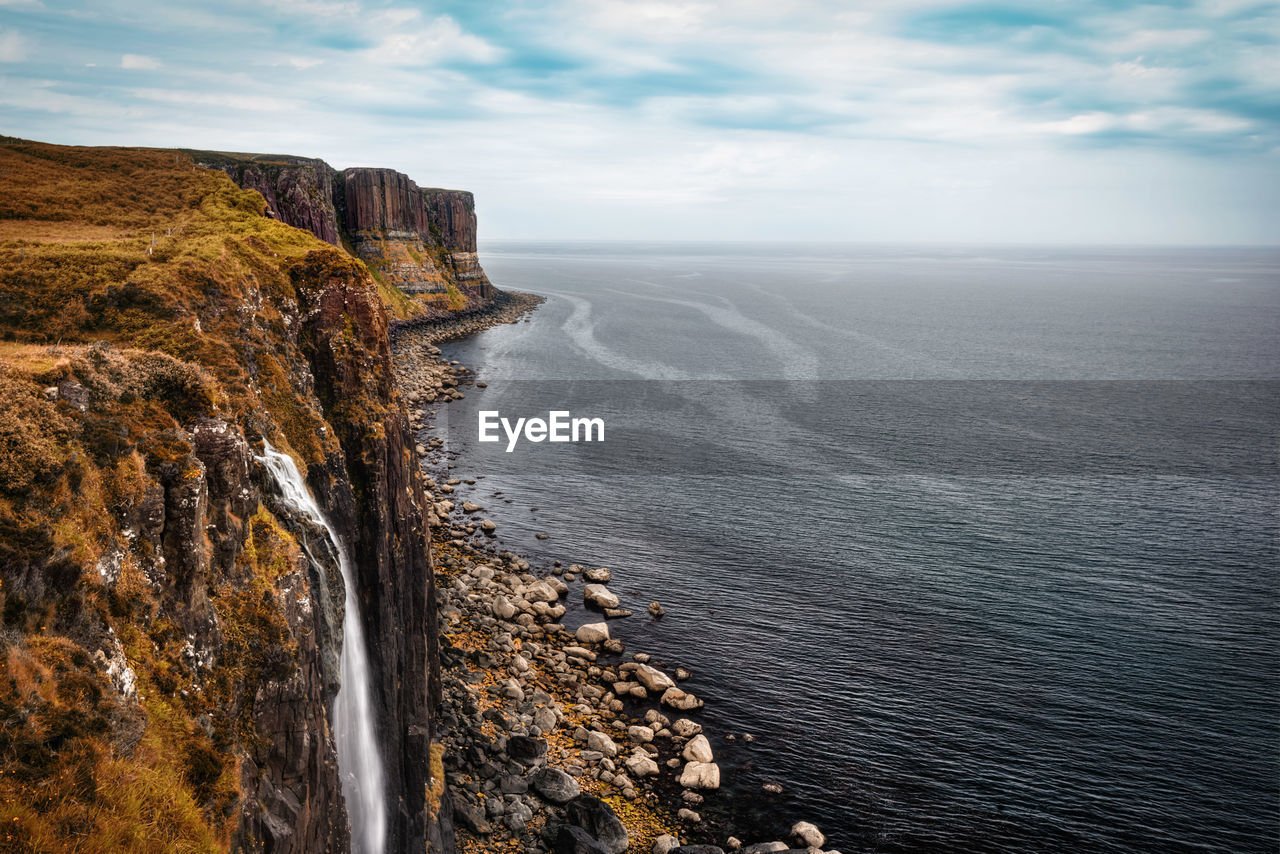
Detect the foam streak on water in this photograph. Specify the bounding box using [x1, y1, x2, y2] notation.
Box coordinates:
[259, 441, 387, 854]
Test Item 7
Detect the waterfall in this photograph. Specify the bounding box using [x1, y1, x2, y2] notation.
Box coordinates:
[258, 440, 388, 854]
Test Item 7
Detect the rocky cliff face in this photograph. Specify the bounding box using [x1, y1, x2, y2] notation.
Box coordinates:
[292, 250, 448, 853]
[192, 151, 494, 309]
[338, 167, 454, 297]
[420, 190, 490, 292]
[0, 139, 449, 853]
[197, 152, 342, 246]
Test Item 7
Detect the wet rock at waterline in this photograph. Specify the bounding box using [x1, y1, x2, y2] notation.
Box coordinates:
[791, 822, 826, 849]
[576, 622, 611, 643]
[584, 584, 620, 609]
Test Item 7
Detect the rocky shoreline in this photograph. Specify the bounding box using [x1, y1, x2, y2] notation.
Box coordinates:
[392, 305, 840, 854]
[390, 288, 546, 346]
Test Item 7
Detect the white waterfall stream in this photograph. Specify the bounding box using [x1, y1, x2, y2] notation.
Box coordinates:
[258, 441, 388, 854]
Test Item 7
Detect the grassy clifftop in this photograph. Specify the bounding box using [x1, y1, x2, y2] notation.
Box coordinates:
[0, 138, 439, 851]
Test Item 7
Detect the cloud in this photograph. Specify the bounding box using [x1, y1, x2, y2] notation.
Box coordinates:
[130, 88, 300, 113]
[120, 53, 160, 70]
[0, 29, 26, 62]
[361, 11, 502, 66]
[0, 0, 1277, 242]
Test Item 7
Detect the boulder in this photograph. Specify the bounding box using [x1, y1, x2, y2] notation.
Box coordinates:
[633, 664, 675, 692]
[584, 567, 612, 582]
[556, 825, 611, 854]
[565, 795, 629, 854]
[671, 718, 701, 737]
[678, 761, 721, 790]
[644, 710, 671, 729]
[653, 835, 682, 854]
[584, 584, 620, 609]
[480, 518, 496, 533]
[534, 706, 558, 733]
[625, 752, 660, 778]
[628, 725, 654, 743]
[525, 581, 560, 602]
[791, 822, 825, 849]
[682, 734, 713, 763]
[586, 730, 619, 758]
[531, 767, 581, 804]
[576, 622, 610, 644]
[507, 735, 547, 764]
[456, 801, 492, 834]
[648, 601, 665, 617]
[741, 845, 788, 854]
[492, 595, 517, 621]
[499, 775, 528, 794]
[671, 847, 725, 854]
[462, 501, 483, 513]
[661, 688, 704, 711]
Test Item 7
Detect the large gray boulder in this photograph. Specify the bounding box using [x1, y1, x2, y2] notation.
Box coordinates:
[576, 622, 610, 643]
[525, 580, 561, 602]
[566, 795, 629, 854]
[682, 734, 713, 763]
[530, 767, 580, 803]
[584, 584, 620, 609]
[587, 730, 619, 758]
[634, 663, 676, 692]
[678, 761, 721, 790]
[625, 751, 660, 778]
[507, 734, 547, 764]
[661, 687, 704, 711]
[492, 595, 517, 620]
[671, 718, 702, 737]
[556, 825, 611, 854]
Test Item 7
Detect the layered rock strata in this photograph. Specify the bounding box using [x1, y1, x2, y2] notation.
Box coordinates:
[192, 150, 494, 304]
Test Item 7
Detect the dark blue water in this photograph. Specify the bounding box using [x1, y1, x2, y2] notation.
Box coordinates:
[435, 244, 1280, 853]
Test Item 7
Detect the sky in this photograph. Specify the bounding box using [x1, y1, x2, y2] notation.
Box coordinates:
[1, 0, 1278, 243]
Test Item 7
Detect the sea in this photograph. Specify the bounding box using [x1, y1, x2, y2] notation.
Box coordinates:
[433, 243, 1279, 853]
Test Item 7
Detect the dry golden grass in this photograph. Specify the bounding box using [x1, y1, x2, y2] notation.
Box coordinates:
[0, 139, 209, 229]
[0, 637, 229, 854]
[0, 220, 132, 243]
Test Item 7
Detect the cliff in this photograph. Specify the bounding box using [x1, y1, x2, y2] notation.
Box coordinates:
[191, 151, 494, 316]
[0, 138, 450, 852]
